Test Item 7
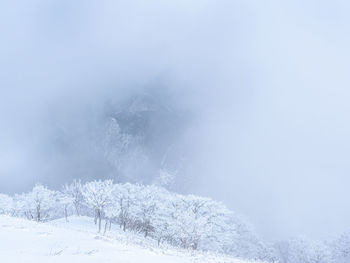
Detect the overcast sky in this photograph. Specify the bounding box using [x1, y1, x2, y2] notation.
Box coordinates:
[1, 0, 350, 241]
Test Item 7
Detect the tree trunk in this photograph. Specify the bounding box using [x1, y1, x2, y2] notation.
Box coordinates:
[98, 210, 102, 233]
[37, 205, 41, 222]
[64, 205, 68, 222]
[103, 219, 108, 235]
[94, 209, 98, 225]
[74, 203, 80, 216]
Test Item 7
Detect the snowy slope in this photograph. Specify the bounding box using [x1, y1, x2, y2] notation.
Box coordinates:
[0, 215, 257, 263]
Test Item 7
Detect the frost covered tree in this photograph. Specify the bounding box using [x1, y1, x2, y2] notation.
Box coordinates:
[105, 183, 136, 232]
[12, 193, 29, 218]
[329, 232, 350, 263]
[20, 184, 58, 222]
[62, 179, 84, 216]
[105, 184, 173, 242]
[170, 195, 232, 250]
[275, 237, 333, 263]
[150, 188, 178, 246]
[287, 238, 315, 263]
[82, 180, 114, 232]
[0, 193, 13, 215]
[132, 185, 159, 237]
[226, 214, 276, 261]
[57, 192, 74, 222]
[152, 206, 175, 246]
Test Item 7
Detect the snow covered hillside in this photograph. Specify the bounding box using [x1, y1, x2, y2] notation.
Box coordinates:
[0, 215, 258, 263]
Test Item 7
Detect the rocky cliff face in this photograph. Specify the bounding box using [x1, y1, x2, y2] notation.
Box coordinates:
[100, 92, 190, 188]
[42, 89, 191, 191]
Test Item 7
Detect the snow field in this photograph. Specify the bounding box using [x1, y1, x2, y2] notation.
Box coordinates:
[0, 215, 258, 263]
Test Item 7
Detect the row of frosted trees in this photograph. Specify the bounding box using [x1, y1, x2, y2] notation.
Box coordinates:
[274, 235, 350, 263]
[2, 180, 348, 262]
[0, 180, 275, 261]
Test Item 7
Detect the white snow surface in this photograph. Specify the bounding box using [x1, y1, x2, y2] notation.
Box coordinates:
[0, 215, 259, 263]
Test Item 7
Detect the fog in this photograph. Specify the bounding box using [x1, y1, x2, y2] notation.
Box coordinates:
[1, 0, 350, 241]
